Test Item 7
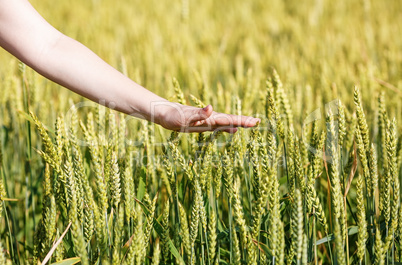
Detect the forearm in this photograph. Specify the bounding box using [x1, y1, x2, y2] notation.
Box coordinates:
[34, 34, 169, 123]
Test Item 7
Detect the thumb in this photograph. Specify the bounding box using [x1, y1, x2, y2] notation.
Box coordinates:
[188, 105, 213, 125]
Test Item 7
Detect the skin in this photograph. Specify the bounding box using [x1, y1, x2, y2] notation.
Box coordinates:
[0, 0, 260, 133]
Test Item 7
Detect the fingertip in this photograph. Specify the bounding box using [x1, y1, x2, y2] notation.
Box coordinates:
[203, 105, 213, 116]
[246, 118, 261, 127]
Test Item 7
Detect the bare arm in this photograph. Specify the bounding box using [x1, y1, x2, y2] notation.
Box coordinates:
[0, 0, 259, 132]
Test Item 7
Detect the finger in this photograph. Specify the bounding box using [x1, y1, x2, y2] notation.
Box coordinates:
[187, 105, 213, 125]
[207, 113, 260, 128]
[182, 113, 260, 132]
[182, 125, 240, 133]
[181, 125, 218, 133]
[223, 128, 238, 133]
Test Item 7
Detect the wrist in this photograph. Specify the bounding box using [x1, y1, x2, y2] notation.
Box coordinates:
[149, 100, 180, 127]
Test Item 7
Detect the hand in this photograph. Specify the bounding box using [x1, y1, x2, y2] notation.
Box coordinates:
[155, 102, 260, 133]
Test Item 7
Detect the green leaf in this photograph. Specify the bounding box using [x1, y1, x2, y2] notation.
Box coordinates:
[50, 257, 81, 265]
[219, 247, 230, 259]
[316, 226, 359, 246]
[178, 177, 186, 202]
[166, 239, 184, 263]
[17, 110, 35, 124]
[258, 241, 273, 257]
[279, 175, 287, 185]
[261, 212, 270, 225]
[136, 166, 147, 200]
[217, 226, 240, 240]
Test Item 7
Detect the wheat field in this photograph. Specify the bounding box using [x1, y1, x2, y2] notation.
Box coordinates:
[0, 0, 402, 264]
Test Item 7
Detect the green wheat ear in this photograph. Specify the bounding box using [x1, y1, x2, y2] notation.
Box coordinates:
[292, 189, 303, 263]
[110, 151, 121, 209]
[369, 143, 379, 210]
[302, 233, 308, 265]
[355, 164, 368, 261]
[189, 179, 201, 264]
[232, 176, 249, 251]
[173, 77, 186, 105]
[334, 219, 346, 265]
[189, 94, 205, 108]
[142, 194, 158, 262]
[354, 86, 370, 152]
[151, 240, 161, 265]
[178, 202, 191, 260]
[222, 150, 234, 199]
[374, 226, 384, 264]
[387, 119, 399, 234]
[326, 109, 346, 241]
[272, 69, 293, 128]
[30, 111, 61, 172]
[232, 224, 241, 265]
[266, 78, 285, 139]
[161, 200, 171, 264]
[112, 204, 124, 265]
[126, 205, 145, 264]
[208, 209, 217, 263]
